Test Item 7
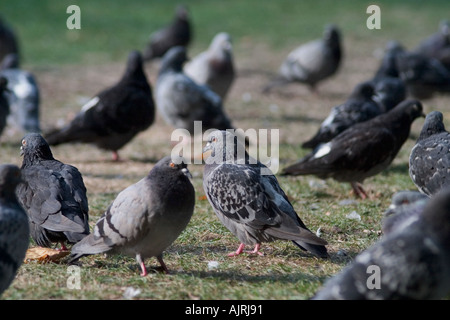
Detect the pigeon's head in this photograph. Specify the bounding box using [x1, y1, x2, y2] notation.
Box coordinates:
[175, 4, 189, 21]
[210, 32, 232, 53]
[1, 53, 19, 70]
[154, 155, 192, 179]
[323, 24, 341, 46]
[202, 130, 247, 164]
[159, 46, 188, 74]
[418, 111, 446, 140]
[0, 164, 22, 193]
[126, 50, 144, 72]
[20, 133, 54, 163]
[391, 99, 425, 120]
[352, 81, 375, 99]
[439, 19, 450, 37]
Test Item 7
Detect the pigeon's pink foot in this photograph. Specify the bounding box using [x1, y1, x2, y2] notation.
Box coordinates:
[227, 243, 245, 257]
[139, 261, 148, 277]
[351, 182, 368, 199]
[248, 243, 264, 256]
[112, 151, 120, 162]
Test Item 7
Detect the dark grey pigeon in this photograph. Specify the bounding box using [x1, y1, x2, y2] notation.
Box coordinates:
[16, 133, 89, 250]
[302, 81, 382, 149]
[283, 100, 425, 199]
[409, 111, 450, 196]
[45, 51, 155, 161]
[382, 190, 429, 235]
[0, 17, 20, 65]
[414, 20, 450, 70]
[371, 77, 406, 113]
[0, 53, 40, 133]
[395, 50, 450, 99]
[312, 187, 450, 300]
[0, 164, 29, 296]
[69, 155, 195, 276]
[156, 46, 235, 134]
[263, 24, 342, 94]
[202, 130, 328, 258]
[184, 32, 235, 100]
[143, 5, 191, 61]
[0, 76, 10, 138]
[372, 40, 405, 81]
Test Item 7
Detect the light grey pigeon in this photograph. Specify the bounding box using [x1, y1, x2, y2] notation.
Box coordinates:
[0, 76, 10, 138]
[69, 155, 195, 276]
[184, 32, 235, 100]
[45, 51, 155, 161]
[156, 46, 235, 134]
[312, 187, 450, 300]
[263, 24, 342, 93]
[302, 81, 382, 149]
[381, 190, 429, 235]
[0, 53, 40, 133]
[414, 20, 450, 70]
[283, 100, 425, 199]
[16, 133, 90, 250]
[0, 164, 29, 296]
[143, 5, 191, 61]
[202, 130, 328, 258]
[409, 111, 450, 196]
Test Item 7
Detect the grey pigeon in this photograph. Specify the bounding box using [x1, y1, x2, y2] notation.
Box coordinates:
[312, 187, 450, 300]
[381, 190, 429, 235]
[16, 133, 89, 250]
[263, 24, 342, 93]
[69, 155, 195, 276]
[0, 164, 29, 296]
[371, 77, 406, 113]
[283, 100, 425, 199]
[202, 130, 328, 258]
[184, 32, 235, 100]
[395, 50, 450, 99]
[409, 111, 450, 196]
[45, 51, 155, 161]
[0, 76, 10, 138]
[0, 16, 20, 65]
[0, 53, 40, 133]
[143, 5, 191, 61]
[372, 40, 405, 80]
[156, 46, 235, 134]
[302, 81, 382, 149]
[414, 20, 450, 70]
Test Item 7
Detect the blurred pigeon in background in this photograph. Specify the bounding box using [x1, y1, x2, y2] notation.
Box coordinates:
[263, 24, 342, 94]
[302, 81, 381, 149]
[409, 111, 450, 196]
[0, 164, 29, 296]
[70, 155, 196, 276]
[414, 20, 450, 70]
[0, 16, 20, 65]
[143, 5, 191, 61]
[0, 53, 40, 133]
[283, 100, 425, 199]
[184, 32, 235, 100]
[16, 133, 90, 250]
[0, 76, 10, 138]
[202, 130, 328, 258]
[312, 187, 450, 300]
[371, 76, 406, 113]
[45, 51, 155, 161]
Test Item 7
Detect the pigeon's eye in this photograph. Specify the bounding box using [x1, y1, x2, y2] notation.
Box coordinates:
[22, 140, 26, 146]
[170, 162, 175, 168]
[211, 137, 217, 143]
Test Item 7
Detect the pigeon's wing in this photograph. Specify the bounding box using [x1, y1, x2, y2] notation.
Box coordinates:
[205, 163, 326, 245]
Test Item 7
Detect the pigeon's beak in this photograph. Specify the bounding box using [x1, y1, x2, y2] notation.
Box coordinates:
[181, 167, 192, 179]
[202, 142, 213, 161]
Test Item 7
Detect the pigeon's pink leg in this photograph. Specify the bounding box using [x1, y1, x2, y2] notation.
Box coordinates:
[156, 255, 169, 274]
[112, 151, 120, 162]
[228, 243, 245, 257]
[351, 182, 368, 199]
[136, 254, 148, 276]
[248, 243, 264, 256]
[58, 242, 68, 251]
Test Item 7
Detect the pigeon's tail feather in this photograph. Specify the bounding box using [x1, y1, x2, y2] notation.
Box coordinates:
[70, 233, 112, 259]
[261, 76, 291, 93]
[293, 241, 329, 258]
[45, 126, 78, 146]
[281, 159, 326, 176]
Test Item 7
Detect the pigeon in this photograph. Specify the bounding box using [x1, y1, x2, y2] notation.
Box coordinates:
[16, 133, 90, 250]
[45, 51, 155, 161]
[312, 187, 450, 300]
[372, 40, 405, 81]
[184, 32, 235, 100]
[143, 5, 191, 61]
[302, 81, 382, 149]
[263, 24, 342, 93]
[381, 190, 429, 235]
[414, 20, 450, 70]
[0, 53, 40, 133]
[395, 50, 450, 99]
[283, 99, 425, 199]
[0, 164, 30, 296]
[202, 130, 328, 258]
[69, 155, 195, 276]
[0, 16, 20, 65]
[409, 111, 450, 197]
[156, 46, 235, 135]
[371, 76, 406, 113]
[0, 76, 10, 138]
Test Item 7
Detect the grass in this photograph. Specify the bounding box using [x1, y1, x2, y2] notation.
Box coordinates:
[1, 0, 450, 301]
